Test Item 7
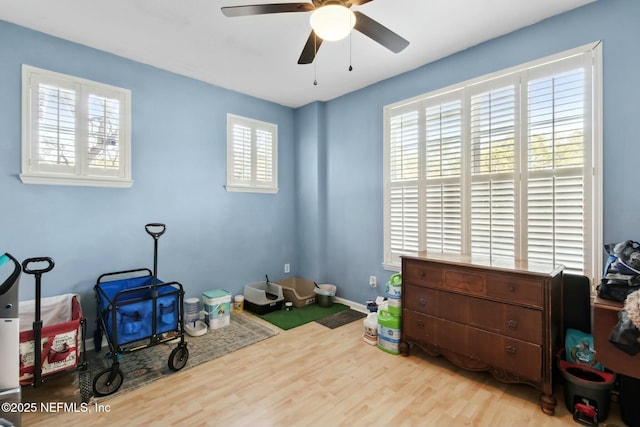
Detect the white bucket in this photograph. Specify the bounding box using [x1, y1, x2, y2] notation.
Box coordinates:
[203, 289, 231, 330]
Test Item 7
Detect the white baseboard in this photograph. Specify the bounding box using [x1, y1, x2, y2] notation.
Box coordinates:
[333, 297, 368, 314]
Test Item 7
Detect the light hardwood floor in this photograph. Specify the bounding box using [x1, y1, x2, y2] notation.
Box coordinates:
[22, 312, 625, 427]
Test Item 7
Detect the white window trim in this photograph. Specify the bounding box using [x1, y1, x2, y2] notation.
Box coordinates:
[20, 65, 132, 188]
[226, 113, 278, 194]
[383, 41, 603, 283]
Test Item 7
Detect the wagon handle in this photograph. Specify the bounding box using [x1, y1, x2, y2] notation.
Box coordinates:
[145, 223, 165, 339]
[21, 256, 54, 388]
[145, 223, 166, 240]
[22, 257, 55, 275]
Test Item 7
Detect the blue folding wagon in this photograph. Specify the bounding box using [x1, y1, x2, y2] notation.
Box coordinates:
[92, 224, 188, 397]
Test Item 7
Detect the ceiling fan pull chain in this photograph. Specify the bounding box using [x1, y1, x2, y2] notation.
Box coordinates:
[314, 32, 318, 85]
[349, 26, 353, 72]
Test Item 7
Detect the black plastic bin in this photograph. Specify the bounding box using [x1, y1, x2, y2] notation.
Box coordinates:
[243, 281, 284, 315]
[558, 352, 615, 424]
[619, 374, 640, 427]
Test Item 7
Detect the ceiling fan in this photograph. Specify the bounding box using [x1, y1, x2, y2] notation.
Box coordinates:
[221, 0, 409, 65]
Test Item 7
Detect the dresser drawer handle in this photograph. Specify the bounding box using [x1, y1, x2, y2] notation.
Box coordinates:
[505, 345, 517, 355]
[419, 270, 426, 277]
[508, 285, 516, 292]
[417, 319, 424, 327]
[507, 319, 518, 329]
[418, 297, 427, 306]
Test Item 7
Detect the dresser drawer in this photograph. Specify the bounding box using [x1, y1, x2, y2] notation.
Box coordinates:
[443, 268, 485, 295]
[467, 298, 542, 344]
[485, 274, 543, 308]
[470, 328, 542, 382]
[403, 310, 437, 343]
[405, 285, 470, 325]
[403, 259, 442, 288]
[435, 290, 470, 324]
[404, 284, 439, 315]
[404, 312, 470, 356]
[404, 311, 541, 382]
[435, 317, 470, 356]
[404, 284, 542, 342]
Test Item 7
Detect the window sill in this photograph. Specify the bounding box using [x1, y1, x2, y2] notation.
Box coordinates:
[382, 262, 401, 272]
[20, 173, 133, 188]
[225, 185, 278, 194]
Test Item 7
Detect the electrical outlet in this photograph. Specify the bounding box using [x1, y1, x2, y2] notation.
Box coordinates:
[369, 275, 377, 288]
[284, 263, 290, 273]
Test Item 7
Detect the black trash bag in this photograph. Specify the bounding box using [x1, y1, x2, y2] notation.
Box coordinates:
[609, 308, 640, 356]
[598, 276, 640, 302]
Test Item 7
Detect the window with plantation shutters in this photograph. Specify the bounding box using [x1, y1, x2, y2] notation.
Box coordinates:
[383, 42, 602, 282]
[20, 65, 132, 188]
[226, 114, 278, 194]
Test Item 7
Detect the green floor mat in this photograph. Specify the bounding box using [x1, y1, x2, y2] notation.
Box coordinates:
[257, 303, 350, 330]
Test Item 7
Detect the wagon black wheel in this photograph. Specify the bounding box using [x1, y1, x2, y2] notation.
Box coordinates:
[92, 368, 124, 397]
[168, 345, 189, 371]
[79, 369, 92, 403]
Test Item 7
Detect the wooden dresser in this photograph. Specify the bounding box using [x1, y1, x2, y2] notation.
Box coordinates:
[400, 252, 564, 415]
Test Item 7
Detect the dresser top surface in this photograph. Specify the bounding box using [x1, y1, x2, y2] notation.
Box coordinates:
[402, 251, 564, 277]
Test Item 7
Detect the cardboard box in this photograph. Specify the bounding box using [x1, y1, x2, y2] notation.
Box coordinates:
[278, 277, 316, 308]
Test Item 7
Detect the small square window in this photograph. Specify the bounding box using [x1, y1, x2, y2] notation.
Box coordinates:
[20, 65, 132, 188]
[226, 114, 278, 194]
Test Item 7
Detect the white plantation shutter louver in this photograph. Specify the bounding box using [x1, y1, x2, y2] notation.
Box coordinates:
[387, 109, 419, 264]
[226, 114, 278, 194]
[383, 42, 601, 281]
[232, 123, 252, 182]
[256, 129, 274, 183]
[87, 94, 121, 173]
[525, 66, 588, 273]
[470, 82, 517, 259]
[35, 83, 77, 172]
[21, 65, 132, 188]
[425, 100, 462, 254]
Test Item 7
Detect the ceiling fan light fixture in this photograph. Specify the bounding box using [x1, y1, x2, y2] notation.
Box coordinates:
[309, 4, 356, 42]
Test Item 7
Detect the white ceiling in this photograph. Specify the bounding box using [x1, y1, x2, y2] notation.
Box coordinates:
[0, 0, 595, 108]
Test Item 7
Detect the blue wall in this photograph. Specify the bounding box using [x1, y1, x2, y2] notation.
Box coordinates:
[0, 21, 297, 330]
[294, 102, 325, 282]
[2, 0, 638, 329]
